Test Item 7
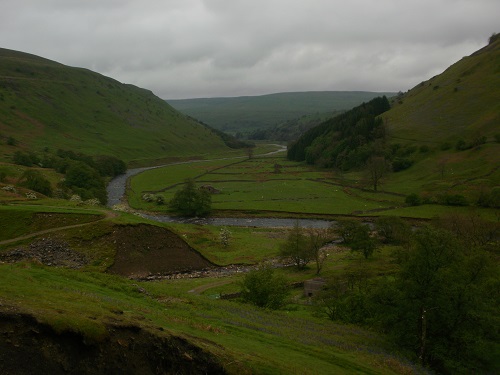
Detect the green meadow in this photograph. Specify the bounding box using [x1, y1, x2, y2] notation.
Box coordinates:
[129, 154, 406, 216]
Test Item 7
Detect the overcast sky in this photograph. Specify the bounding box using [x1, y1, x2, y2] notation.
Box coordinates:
[1, 0, 498, 99]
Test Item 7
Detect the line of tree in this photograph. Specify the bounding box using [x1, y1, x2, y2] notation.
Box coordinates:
[287, 96, 391, 170]
[12, 148, 126, 204]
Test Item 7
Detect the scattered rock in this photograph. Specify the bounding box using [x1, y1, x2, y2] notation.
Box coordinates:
[0, 238, 88, 269]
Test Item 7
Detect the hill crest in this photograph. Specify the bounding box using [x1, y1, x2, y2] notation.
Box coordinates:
[0, 48, 229, 165]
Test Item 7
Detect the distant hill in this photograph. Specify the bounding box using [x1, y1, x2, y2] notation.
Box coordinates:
[167, 91, 396, 135]
[0, 48, 231, 165]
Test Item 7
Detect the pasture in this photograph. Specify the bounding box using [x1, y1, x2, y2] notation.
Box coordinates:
[129, 155, 405, 216]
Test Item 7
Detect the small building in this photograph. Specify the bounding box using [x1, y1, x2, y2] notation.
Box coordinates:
[303, 277, 326, 297]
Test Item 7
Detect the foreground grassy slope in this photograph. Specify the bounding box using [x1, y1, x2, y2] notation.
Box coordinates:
[384, 37, 500, 143]
[0, 48, 229, 164]
[0, 264, 415, 375]
[168, 91, 395, 134]
[0, 206, 425, 374]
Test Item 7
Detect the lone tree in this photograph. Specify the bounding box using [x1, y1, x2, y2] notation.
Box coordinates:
[169, 178, 211, 217]
[279, 221, 311, 270]
[365, 156, 391, 192]
[307, 228, 331, 275]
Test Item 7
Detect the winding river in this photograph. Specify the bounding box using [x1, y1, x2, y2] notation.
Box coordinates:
[106, 146, 334, 229]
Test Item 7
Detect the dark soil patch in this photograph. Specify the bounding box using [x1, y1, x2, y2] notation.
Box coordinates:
[0, 311, 226, 375]
[106, 224, 214, 278]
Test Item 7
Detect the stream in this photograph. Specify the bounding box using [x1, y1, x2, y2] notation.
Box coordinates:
[106, 145, 334, 229]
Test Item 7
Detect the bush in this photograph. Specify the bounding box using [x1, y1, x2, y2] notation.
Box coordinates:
[405, 193, 421, 206]
[94, 155, 126, 177]
[477, 187, 500, 208]
[240, 265, 289, 309]
[12, 151, 39, 167]
[375, 216, 411, 245]
[455, 139, 469, 151]
[335, 219, 376, 259]
[64, 161, 107, 204]
[19, 170, 52, 197]
[438, 193, 468, 206]
[169, 179, 211, 217]
[155, 195, 165, 205]
[392, 158, 413, 172]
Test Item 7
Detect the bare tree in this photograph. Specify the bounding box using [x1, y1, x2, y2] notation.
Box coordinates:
[365, 156, 391, 192]
[307, 228, 331, 275]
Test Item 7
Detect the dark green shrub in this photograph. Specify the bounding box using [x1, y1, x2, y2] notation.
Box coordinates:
[392, 158, 414, 172]
[169, 179, 211, 217]
[12, 151, 39, 167]
[155, 195, 165, 205]
[240, 265, 289, 309]
[405, 193, 421, 206]
[477, 187, 500, 208]
[455, 139, 469, 151]
[19, 170, 52, 197]
[335, 220, 376, 258]
[6, 136, 17, 146]
[375, 216, 411, 245]
[64, 161, 107, 204]
[438, 194, 468, 206]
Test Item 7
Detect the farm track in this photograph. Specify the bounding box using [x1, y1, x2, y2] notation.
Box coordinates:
[0, 211, 116, 246]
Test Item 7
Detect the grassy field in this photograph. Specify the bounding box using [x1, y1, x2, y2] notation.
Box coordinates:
[129, 155, 407, 216]
[129, 150, 498, 219]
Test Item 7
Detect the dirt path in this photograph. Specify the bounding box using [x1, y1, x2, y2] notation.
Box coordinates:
[188, 279, 234, 295]
[0, 211, 116, 247]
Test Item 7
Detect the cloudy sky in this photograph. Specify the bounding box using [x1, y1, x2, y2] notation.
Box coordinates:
[1, 0, 498, 99]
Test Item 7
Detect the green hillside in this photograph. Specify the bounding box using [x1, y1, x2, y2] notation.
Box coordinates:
[168, 91, 396, 135]
[384, 36, 500, 143]
[286, 37, 499, 205]
[0, 48, 230, 165]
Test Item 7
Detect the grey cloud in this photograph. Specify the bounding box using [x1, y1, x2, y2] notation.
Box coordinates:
[1, 0, 498, 99]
